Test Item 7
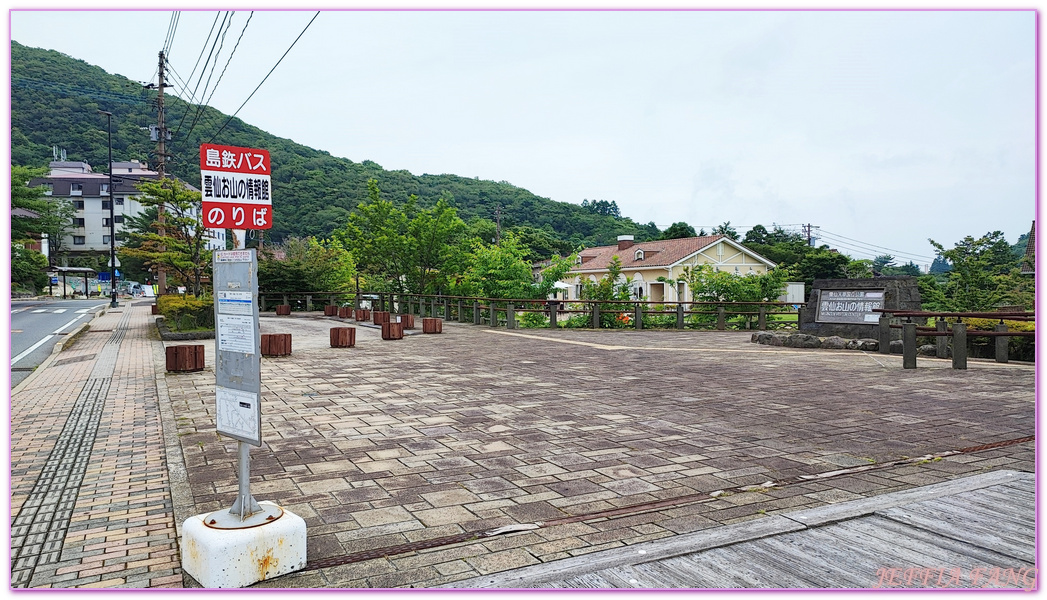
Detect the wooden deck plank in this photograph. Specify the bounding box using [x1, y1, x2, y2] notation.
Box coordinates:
[747, 534, 871, 587]
[879, 505, 1033, 563]
[833, 517, 1034, 575]
[692, 543, 829, 588]
[888, 497, 1034, 546]
[930, 494, 1033, 531]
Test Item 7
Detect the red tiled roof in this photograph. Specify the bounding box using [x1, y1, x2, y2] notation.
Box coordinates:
[1021, 221, 1035, 275]
[574, 235, 735, 271]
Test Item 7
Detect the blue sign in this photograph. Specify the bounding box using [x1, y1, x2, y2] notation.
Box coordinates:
[98, 272, 111, 281]
[51, 277, 58, 284]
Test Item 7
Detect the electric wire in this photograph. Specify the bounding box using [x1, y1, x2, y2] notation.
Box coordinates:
[817, 229, 935, 262]
[176, 12, 232, 145]
[201, 12, 253, 111]
[209, 11, 320, 142]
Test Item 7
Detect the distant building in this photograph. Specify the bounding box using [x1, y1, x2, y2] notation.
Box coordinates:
[561, 234, 777, 302]
[1020, 221, 1035, 276]
[29, 160, 225, 265]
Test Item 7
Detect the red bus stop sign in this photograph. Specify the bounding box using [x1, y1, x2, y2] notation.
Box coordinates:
[200, 143, 273, 229]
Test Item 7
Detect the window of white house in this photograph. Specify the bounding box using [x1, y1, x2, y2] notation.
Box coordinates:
[43, 183, 53, 195]
[73, 218, 85, 227]
[103, 218, 112, 227]
[102, 200, 112, 210]
[101, 183, 109, 195]
[73, 200, 85, 210]
[114, 215, 124, 223]
[103, 235, 111, 244]
[73, 236, 86, 245]
[70, 183, 83, 195]
[115, 197, 124, 205]
[677, 282, 685, 299]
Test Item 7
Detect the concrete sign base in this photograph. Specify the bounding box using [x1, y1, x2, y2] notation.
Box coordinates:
[181, 501, 307, 588]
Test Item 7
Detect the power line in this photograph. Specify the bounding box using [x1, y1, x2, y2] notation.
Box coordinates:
[202, 12, 253, 110]
[209, 11, 320, 142]
[177, 12, 232, 145]
[817, 229, 935, 262]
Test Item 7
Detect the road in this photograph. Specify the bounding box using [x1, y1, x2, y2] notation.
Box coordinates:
[10, 299, 106, 388]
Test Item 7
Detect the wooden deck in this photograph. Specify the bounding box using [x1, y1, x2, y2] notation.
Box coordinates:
[451, 470, 1035, 590]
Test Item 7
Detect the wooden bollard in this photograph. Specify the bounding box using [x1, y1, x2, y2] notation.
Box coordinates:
[373, 311, 391, 325]
[275, 305, 291, 316]
[381, 321, 404, 340]
[338, 306, 352, 319]
[165, 344, 205, 372]
[399, 314, 415, 329]
[324, 305, 338, 317]
[354, 309, 370, 321]
[151, 304, 159, 315]
[261, 333, 292, 356]
[423, 317, 443, 334]
[330, 327, 356, 348]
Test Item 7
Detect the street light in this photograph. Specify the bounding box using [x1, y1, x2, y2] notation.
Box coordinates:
[99, 110, 118, 308]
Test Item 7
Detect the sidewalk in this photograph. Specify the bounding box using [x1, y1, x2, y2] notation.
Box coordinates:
[9, 309, 1035, 589]
[10, 301, 182, 588]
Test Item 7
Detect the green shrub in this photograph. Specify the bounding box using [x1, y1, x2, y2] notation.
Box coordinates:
[520, 311, 549, 328]
[158, 295, 214, 331]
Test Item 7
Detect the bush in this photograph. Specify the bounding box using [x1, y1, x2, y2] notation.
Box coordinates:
[158, 295, 214, 331]
[519, 311, 549, 328]
[938, 317, 1035, 362]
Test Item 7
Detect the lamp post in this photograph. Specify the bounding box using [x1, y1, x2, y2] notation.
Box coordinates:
[99, 110, 118, 308]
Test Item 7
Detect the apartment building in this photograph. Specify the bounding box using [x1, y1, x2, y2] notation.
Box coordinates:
[30, 160, 226, 264]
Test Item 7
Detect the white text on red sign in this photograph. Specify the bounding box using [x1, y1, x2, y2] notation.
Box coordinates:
[203, 202, 272, 229]
[201, 172, 271, 202]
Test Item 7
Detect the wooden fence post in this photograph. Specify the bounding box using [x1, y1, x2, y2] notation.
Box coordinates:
[473, 301, 481, 325]
[549, 301, 558, 328]
[936, 319, 948, 358]
[592, 303, 600, 329]
[677, 303, 685, 329]
[507, 303, 516, 329]
[634, 303, 643, 330]
[758, 305, 767, 330]
[716, 306, 726, 331]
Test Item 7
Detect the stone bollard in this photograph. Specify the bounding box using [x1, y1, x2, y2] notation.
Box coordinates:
[507, 303, 516, 329]
[635, 304, 643, 330]
[995, 323, 1009, 364]
[489, 303, 497, 328]
[473, 301, 481, 325]
[276, 305, 291, 316]
[381, 321, 404, 340]
[399, 314, 415, 329]
[592, 303, 600, 329]
[716, 306, 726, 331]
[878, 315, 891, 355]
[548, 301, 558, 328]
[330, 327, 356, 348]
[936, 319, 948, 358]
[423, 317, 443, 334]
[259, 296, 267, 312]
[902, 322, 917, 369]
[758, 306, 767, 331]
[677, 303, 685, 329]
[166, 344, 205, 372]
[261, 333, 292, 357]
[444, 298, 451, 320]
[430, 297, 437, 318]
[458, 299, 464, 323]
[952, 322, 967, 370]
[305, 295, 313, 312]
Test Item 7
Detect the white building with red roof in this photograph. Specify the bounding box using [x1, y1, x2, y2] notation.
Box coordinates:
[563, 234, 778, 302]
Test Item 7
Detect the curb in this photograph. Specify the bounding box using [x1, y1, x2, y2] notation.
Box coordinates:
[11, 306, 108, 396]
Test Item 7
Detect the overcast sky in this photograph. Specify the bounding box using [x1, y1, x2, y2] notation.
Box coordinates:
[8, 5, 1036, 268]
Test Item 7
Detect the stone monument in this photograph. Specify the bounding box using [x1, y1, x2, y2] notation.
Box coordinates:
[799, 276, 921, 339]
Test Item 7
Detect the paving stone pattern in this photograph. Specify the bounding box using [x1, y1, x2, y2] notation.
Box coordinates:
[11, 304, 182, 588]
[161, 317, 1034, 588]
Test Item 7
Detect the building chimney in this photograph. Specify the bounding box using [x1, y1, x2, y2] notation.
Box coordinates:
[617, 235, 635, 250]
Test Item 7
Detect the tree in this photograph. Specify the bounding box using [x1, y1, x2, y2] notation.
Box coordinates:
[118, 179, 211, 296]
[11, 165, 48, 240]
[12, 243, 48, 293]
[660, 221, 697, 240]
[712, 221, 739, 241]
[334, 179, 412, 293]
[743, 224, 770, 246]
[929, 231, 1022, 311]
[679, 263, 790, 327]
[871, 254, 895, 272]
[843, 259, 873, 279]
[408, 197, 467, 294]
[258, 236, 356, 293]
[456, 233, 538, 299]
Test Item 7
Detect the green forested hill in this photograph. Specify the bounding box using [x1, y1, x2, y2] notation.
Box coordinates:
[11, 41, 659, 249]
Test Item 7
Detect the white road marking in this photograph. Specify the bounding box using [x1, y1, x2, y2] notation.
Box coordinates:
[32, 309, 47, 313]
[52, 308, 68, 313]
[52, 315, 86, 334]
[11, 335, 54, 366]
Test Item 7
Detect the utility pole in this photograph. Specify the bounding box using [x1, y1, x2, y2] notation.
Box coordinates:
[155, 50, 168, 295]
[802, 223, 813, 247]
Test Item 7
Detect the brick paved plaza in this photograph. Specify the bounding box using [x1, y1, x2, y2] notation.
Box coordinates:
[10, 303, 1035, 588]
